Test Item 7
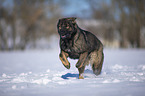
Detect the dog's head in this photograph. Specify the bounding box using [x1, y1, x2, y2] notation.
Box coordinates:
[57, 17, 77, 39]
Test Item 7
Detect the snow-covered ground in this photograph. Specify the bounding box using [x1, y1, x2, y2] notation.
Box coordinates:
[0, 48, 145, 96]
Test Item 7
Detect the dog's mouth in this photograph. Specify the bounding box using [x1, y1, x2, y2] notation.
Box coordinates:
[61, 33, 71, 39]
[61, 35, 66, 38]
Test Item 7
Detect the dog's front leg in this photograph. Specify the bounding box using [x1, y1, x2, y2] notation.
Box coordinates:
[59, 50, 70, 69]
[76, 52, 88, 79]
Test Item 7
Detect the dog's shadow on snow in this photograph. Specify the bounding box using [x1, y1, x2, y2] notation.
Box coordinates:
[61, 69, 93, 79]
[61, 73, 79, 79]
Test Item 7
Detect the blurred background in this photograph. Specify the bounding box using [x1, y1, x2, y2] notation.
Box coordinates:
[0, 0, 145, 51]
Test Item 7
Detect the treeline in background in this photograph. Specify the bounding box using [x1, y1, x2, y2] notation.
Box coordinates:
[0, 0, 145, 51]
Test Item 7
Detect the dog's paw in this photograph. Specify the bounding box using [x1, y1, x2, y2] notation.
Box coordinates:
[79, 75, 84, 79]
[64, 63, 70, 69]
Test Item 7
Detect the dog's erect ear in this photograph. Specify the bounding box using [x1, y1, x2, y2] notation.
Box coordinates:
[62, 17, 76, 24]
[67, 17, 76, 24]
[58, 17, 77, 26]
[67, 17, 76, 21]
[59, 17, 76, 21]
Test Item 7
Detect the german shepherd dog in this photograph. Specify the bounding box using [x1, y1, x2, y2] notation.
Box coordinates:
[57, 17, 104, 79]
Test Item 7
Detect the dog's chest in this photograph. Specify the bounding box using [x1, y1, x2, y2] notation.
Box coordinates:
[61, 39, 79, 51]
[60, 40, 80, 59]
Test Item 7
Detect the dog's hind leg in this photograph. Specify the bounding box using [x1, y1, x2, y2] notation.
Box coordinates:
[90, 48, 104, 76]
[92, 52, 104, 75]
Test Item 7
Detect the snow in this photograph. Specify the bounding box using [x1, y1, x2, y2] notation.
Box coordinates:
[0, 48, 145, 96]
